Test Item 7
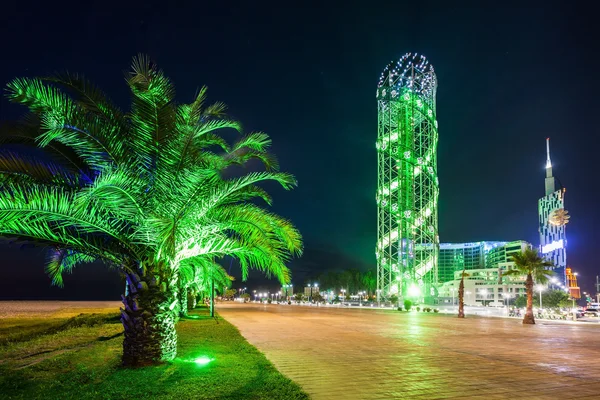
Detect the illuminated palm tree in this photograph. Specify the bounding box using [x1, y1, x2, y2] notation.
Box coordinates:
[503, 249, 554, 324]
[549, 208, 570, 226]
[178, 257, 232, 314]
[361, 269, 377, 295]
[0, 56, 302, 365]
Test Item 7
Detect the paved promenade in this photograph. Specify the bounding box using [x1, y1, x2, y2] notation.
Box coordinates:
[218, 303, 600, 399]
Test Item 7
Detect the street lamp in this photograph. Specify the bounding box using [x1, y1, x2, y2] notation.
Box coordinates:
[503, 293, 513, 309]
[536, 285, 545, 310]
[408, 284, 421, 299]
[481, 289, 488, 306]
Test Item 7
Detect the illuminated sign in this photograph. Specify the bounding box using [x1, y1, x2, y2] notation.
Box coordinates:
[542, 239, 564, 254]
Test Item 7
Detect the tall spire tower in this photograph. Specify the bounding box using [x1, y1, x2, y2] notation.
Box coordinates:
[545, 138, 555, 195]
[538, 138, 568, 286]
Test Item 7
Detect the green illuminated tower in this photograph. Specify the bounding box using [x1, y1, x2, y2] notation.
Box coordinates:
[376, 53, 439, 302]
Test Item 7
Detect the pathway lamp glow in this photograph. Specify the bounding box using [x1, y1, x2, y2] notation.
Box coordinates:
[503, 293, 513, 308]
[481, 289, 488, 306]
[408, 284, 421, 299]
[536, 285, 545, 310]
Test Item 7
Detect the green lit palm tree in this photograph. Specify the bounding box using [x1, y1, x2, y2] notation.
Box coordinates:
[503, 249, 554, 324]
[178, 256, 233, 315]
[361, 269, 376, 296]
[0, 55, 302, 365]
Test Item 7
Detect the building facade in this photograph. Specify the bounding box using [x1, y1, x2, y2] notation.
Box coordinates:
[437, 241, 531, 306]
[538, 138, 568, 286]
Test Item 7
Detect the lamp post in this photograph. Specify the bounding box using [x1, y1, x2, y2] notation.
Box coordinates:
[450, 288, 455, 306]
[536, 285, 545, 311]
[481, 289, 488, 307]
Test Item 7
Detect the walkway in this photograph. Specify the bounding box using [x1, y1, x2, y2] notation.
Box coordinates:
[218, 303, 600, 399]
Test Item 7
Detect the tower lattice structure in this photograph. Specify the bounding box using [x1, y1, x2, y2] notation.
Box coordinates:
[376, 53, 439, 301]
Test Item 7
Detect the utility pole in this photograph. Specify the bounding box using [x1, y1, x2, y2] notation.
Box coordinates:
[596, 276, 600, 304]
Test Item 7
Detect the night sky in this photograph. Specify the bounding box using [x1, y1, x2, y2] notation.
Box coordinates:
[1, 1, 598, 299]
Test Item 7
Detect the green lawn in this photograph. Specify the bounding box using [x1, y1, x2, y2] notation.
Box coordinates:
[0, 307, 309, 400]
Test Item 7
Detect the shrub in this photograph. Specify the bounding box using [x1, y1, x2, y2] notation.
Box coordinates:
[403, 299, 412, 311]
[267, 299, 272, 304]
[434, 309, 439, 313]
[397, 306, 403, 311]
[416, 306, 421, 312]
[425, 307, 431, 312]
[288, 301, 291, 305]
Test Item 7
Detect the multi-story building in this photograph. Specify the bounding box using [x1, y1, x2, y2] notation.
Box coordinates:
[438, 241, 528, 284]
[437, 241, 531, 306]
[438, 242, 486, 283]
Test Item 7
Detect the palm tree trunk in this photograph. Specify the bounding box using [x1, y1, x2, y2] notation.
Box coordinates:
[178, 286, 188, 318]
[188, 288, 197, 310]
[121, 264, 178, 366]
[458, 272, 465, 318]
[523, 273, 535, 324]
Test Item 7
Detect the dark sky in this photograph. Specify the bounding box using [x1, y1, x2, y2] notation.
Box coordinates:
[1, 1, 598, 299]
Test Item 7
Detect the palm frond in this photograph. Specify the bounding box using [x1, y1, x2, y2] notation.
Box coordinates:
[45, 248, 96, 287]
[0, 117, 93, 180]
[127, 54, 176, 150]
[75, 168, 145, 221]
[45, 72, 124, 125]
[0, 183, 139, 260]
[6, 78, 125, 168]
[0, 149, 79, 187]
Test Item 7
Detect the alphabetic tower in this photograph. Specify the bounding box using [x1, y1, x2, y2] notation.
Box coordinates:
[376, 53, 439, 302]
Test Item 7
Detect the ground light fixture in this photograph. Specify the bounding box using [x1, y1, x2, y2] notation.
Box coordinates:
[193, 356, 214, 366]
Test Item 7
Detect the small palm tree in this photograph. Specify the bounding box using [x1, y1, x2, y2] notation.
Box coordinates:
[457, 269, 469, 318]
[503, 249, 554, 324]
[178, 257, 232, 316]
[361, 269, 376, 295]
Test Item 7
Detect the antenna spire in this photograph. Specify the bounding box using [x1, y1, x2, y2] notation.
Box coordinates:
[546, 138, 552, 169]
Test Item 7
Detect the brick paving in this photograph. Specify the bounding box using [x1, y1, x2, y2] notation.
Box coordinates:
[218, 303, 600, 399]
